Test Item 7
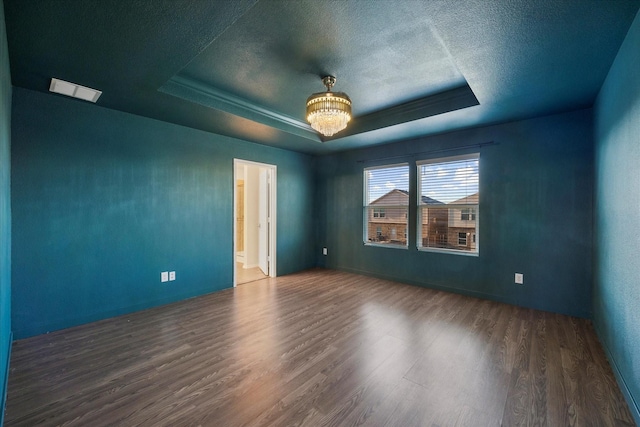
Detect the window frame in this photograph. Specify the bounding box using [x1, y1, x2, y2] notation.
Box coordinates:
[416, 153, 479, 256]
[363, 163, 409, 249]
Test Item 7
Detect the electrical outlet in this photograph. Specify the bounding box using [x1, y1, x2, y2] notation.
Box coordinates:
[161, 271, 169, 282]
[323, 247, 328, 255]
[169, 271, 176, 281]
[515, 273, 524, 285]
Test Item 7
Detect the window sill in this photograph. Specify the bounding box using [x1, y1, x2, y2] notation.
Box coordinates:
[364, 242, 408, 250]
[417, 247, 479, 257]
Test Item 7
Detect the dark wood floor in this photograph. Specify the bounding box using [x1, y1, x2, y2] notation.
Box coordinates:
[5, 269, 636, 426]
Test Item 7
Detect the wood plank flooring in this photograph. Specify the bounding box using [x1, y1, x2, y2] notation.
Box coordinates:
[5, 269, 636, 426]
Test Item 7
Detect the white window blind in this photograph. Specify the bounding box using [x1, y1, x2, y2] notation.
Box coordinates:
[417, 154, 479, 254]
[363, 164, 409, 247]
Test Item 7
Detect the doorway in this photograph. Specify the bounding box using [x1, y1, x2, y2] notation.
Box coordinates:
[234, 159, 276, 285]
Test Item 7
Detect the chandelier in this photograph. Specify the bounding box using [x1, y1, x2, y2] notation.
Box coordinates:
[306, 76, 352, 137]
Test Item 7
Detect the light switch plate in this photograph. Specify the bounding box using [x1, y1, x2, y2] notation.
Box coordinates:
[161, 271, 169, 282]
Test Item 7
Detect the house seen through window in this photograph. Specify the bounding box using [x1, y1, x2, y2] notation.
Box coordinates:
[417, 154, 479, 255]
[363, 164, 409, 248]
[363, 155, 479, 255]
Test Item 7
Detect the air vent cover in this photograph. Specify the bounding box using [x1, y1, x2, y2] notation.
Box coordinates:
[49, 78, 101, 103]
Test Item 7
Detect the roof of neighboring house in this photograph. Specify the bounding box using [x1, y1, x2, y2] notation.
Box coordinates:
[398, 189, 445, 205]
[449, 193, 479, 204]
[370, 189, 444, 205]
[421, 196, 444, 205]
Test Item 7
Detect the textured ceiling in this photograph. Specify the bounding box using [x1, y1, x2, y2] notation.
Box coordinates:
[4, 0, 640, 154]
[179, 0, 467, 116]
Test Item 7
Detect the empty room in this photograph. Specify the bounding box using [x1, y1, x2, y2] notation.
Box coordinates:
[1, 1, 639, 426]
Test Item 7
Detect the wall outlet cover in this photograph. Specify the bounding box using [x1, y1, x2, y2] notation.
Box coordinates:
[161, 271, 169, 282]
[323, 247, 328, 255]
[515, 273, 524, 284]
[169, 271, 176, 281]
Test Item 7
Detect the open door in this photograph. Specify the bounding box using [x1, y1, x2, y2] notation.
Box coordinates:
[258, 169, 269, 276]
[234, 159, 277, 286]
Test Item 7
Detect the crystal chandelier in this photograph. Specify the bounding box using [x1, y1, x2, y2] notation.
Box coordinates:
[306, 76, 352, 137]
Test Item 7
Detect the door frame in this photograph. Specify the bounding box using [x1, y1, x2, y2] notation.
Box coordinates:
[233, 159, 277, 286]
[258, 168, 269, 276]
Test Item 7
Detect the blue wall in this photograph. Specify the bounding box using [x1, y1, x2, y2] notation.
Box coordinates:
[0, 0, 11, 422]
[594, 9, 640, 424]
[316, 108, 594, 318]
[10, 87, 316, 339]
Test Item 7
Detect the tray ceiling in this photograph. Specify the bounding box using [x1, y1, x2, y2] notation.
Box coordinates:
[4, 0, 639, 154]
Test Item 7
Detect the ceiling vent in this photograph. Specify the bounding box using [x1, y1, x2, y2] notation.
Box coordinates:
[49, 78, 102, 103]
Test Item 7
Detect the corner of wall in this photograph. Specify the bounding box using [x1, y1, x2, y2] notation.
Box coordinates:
[0, 0, 12, 423]
[0, 334, 11, 426]
[593, 7, 640, 426]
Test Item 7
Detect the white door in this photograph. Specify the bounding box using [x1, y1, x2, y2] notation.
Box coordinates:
[258, 169, 269, 275]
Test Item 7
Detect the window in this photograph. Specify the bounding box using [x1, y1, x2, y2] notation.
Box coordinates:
[458, 232, 467, 246]
[417, 154, 479, 255]
[364, 164, 409, 247]
[461, 208, 476, 221]
[373, 208, 386, 218]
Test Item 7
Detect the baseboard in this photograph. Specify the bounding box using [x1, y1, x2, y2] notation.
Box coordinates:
[326, 264, 590, 318]
[1, 332, 13, 427]
[13, 284, 228, 339]
[593, 322, 640, 426]
[243, 263, 258, 269]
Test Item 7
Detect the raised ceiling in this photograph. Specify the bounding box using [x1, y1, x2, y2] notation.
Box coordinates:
[4, 0, 639, 154]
